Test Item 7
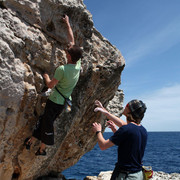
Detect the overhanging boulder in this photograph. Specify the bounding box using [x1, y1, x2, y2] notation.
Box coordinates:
[0, 0, 125, 179]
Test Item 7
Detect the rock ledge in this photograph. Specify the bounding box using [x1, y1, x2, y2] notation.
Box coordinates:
[85, 171, 180, 180]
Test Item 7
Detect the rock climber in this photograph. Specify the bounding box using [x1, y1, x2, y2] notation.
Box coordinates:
[24, 15, 83, 156]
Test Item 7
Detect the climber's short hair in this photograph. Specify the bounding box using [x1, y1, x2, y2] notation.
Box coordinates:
[67, 45, 83, 63]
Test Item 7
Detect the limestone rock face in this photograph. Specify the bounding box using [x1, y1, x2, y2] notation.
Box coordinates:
[0, 0, 125, 179]
[107, 90, 124, 117]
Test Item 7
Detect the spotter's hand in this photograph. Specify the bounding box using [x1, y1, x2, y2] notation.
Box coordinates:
[92, 122, 102, 132]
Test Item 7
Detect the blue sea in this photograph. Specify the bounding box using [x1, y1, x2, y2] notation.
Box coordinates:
[62, 132, 180, 180]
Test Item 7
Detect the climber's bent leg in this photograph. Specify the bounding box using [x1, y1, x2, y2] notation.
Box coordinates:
[39, 99, 64, 145]
[25, 99, 64, 154]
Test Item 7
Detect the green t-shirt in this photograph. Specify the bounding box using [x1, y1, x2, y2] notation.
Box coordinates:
[49, 60, 81, 104]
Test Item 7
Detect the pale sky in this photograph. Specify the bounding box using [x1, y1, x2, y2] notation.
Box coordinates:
[84, 0, 180, 131]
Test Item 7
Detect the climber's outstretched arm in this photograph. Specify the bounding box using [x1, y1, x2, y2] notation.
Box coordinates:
[63, 15, 75, 46]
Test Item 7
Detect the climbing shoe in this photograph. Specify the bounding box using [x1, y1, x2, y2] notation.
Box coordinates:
[24, 137, 32, 150]
[35, 148, 46, 156]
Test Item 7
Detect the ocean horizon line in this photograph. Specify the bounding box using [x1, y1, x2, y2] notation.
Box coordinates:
[104, 130, 180, 133]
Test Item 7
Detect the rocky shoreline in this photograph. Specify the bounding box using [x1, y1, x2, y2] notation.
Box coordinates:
[85, 171, 180, 180]
[36, 171, 180, 180]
